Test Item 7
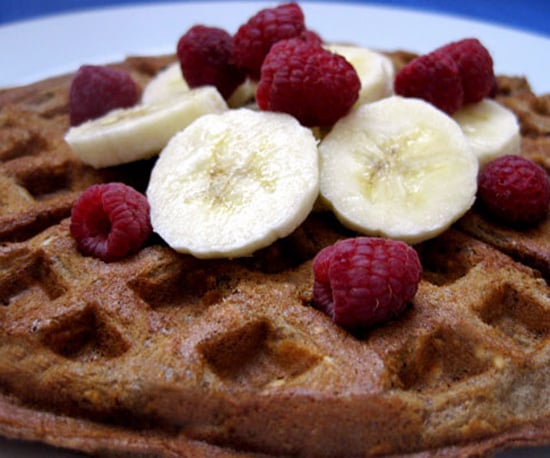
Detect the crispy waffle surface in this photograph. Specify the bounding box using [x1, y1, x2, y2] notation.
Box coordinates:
[0, 53, 549, 458]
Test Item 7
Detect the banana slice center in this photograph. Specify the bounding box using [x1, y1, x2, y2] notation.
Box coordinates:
[356, 126, 448, 206]
[204, 135, 277, 211]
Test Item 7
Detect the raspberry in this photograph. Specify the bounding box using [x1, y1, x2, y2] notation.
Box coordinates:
[300, 29, 324, 46]
[394, 38, 495, 114]
[69, 65, 138, 126]
[313, 237, 422, 331]
[394, 51, 463, 115]
[232, 2, 306, 80]
[177, 25, 246, 100]
[70, 183, 152, 262]
[438, 38, 495, 104]
[256, 38, 360, 127]
[477, 155, 550, 227]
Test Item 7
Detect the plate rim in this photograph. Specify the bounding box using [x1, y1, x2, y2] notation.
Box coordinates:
[0, 0, 549, 92]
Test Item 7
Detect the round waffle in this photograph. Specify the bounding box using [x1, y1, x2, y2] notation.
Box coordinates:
[0, 52, 549, 457]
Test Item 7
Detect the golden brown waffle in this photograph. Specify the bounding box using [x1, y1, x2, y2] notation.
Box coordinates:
[0, 53, 549, 457]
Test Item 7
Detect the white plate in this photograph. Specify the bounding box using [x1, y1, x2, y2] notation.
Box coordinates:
[0, 1, 550, 93]
[1, 2, 549, 457]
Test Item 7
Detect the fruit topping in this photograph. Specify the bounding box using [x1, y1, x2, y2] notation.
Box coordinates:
[313, 237, 422, 331]
[394, 51, 463, 115]
[70, 183, 152, 262]
[318, 96, 478, 244]
[301, 29, 324, 46]
[65, 86, 227, 168]
[324, 44, 395, 107]
[453, 99, 520, 167]
[256, 38, 360, 127]
[69, 65, 138, 126]
[477, 155, 550, 227]
[440, 38, 495, 104]
[146, 108, 319, 259]
[232, 2, 307, 80]
[177, 25, 246, 100]
[394, 38, 495, 114]
[141, 62, 189, 105]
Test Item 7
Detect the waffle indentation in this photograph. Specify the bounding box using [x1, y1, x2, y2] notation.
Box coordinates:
[0, 127, 48, 162]
[40, 305, 129, 361]
[199, 320, 321, 387]
[129, 258, 233, 309]
[396, 327, 492, 392]
[0, 248, 66, 306]
[15, 160, 72, 199]
[418, 237, 474, 286]
[477, 283, 550, 351]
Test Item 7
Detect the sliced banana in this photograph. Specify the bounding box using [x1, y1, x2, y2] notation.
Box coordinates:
[226, 78, 258, 108]
[147, 108, 319, 259]
[453, 98, 521, 167]
[141, 61, 189, 104]
[319, 96, 478, 244]
[65, 86, 227, 168]
[325, 44, 394, 107]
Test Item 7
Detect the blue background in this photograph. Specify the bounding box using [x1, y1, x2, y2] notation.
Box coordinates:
[1, 0, 549, 37]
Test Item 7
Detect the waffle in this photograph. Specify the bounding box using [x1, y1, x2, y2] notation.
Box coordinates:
[0, 52, 549, 458]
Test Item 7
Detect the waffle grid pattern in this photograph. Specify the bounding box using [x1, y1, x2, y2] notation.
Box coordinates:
[0, 53, 549, 456]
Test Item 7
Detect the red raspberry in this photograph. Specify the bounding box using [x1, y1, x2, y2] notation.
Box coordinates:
[394, 51, 463, 115]
[313, 237, 422, 331]
[69, 65, 138, 126]
[256, 38, 360, 127]
[300, 29, 324, 46]
[232, 2, 306, 80]
[438, 38, 495, 104]
[477, 155, 550, 227]
[177, 25, 246, 100]
[70, 183, 152, 262]
[394, 38, 495, 114]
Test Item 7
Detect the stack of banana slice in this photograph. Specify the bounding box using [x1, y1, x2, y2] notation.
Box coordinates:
[64, 45, 521, 258]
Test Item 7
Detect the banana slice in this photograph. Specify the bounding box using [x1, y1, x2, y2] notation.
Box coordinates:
[147, 108, 319, 259]
[319, 96, 478, 244]
[65, 86, 227, 168]
[453, 98, 521, 167]
[325, 44, 394, 106]
[227, 78, 258, 108]
[141, 61, 189, 104]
